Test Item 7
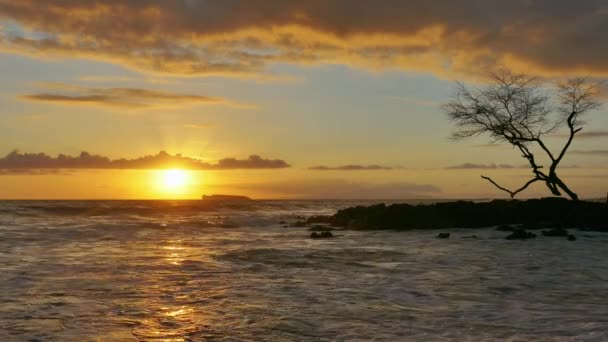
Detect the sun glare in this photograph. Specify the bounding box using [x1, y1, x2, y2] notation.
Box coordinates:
[157, 169, 190, 194]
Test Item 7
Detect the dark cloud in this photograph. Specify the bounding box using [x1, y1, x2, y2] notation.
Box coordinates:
[445, 163, 520, 170]
[20, 83, 226, 108]
[572, 150, 608, 156]
[0, 150, 290, 170]
[1, 1, 608, 76]
[229, 179, 441, 199]
[309, 164, 393, 171]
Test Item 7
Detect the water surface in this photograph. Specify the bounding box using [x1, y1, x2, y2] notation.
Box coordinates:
[0, 200, 606, 341]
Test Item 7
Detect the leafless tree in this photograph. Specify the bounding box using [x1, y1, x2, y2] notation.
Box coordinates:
[443, 69, 603, 200]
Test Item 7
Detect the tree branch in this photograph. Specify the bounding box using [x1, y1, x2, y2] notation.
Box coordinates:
[553, 112, 578, 170]
[481, 175, 540, 198]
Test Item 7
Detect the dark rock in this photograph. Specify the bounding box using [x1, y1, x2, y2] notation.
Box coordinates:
[462, 235, 480, 239]
[328, 198, 608, 232]
[568, 234, 577, 241]
[283, 225, 289, 228]
[279, 220, 287, 225]
[542, 228, 569, 237]
[310, 231, 334, 239]
[290, 221, 307, 227]
[505, 229, 536, 240]
[436, 232, 450, 239]
[308, 225, 334, 232]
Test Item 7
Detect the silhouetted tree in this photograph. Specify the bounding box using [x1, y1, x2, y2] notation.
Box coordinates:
[443, 69, 603, 200]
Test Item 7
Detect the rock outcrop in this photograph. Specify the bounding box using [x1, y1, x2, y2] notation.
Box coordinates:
[326, 198, 608, 231]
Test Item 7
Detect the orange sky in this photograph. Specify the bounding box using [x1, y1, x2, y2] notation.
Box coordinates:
[0, 1, 607, 199]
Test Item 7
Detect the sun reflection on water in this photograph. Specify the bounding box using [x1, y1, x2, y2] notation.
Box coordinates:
[163, 240, 186, 265]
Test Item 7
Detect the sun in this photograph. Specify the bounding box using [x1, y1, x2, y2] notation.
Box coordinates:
[158, 169, 190, 193]
[164, 169, 187, 187]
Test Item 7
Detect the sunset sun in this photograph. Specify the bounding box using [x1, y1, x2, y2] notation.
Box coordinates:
[158, 169, 190, 193]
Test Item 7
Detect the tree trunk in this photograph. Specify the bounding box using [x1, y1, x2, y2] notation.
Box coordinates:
[553, 176, 579, 201]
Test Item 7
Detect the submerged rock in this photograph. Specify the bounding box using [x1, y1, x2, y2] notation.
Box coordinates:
[308, 225, 334, 232]
[436, 233, 450, 239]
[505, 229, 536, 240]
[542, 228, 569, 237]
[568, 234, 577, 241]
[310, 231, 334, 239]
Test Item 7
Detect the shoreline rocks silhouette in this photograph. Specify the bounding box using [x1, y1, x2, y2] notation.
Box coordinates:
[315, 198, 608, 232]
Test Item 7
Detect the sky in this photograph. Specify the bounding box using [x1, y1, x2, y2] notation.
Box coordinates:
[0, 0, 607, 199]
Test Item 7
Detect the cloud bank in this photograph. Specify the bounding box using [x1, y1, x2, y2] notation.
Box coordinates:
[1, 1, 608, 77]
[0, 150, 290, 170]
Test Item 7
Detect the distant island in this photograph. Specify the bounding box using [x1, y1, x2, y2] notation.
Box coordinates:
[202, 194, 253, 202]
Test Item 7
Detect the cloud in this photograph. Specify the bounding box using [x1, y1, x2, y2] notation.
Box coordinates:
[572, 150, 608, 156]
[309, 164, 393, 171]
[575, 130, 608, 139]
[445, 163, 520, 170]
[1, 1, 608, 77]
[446, 162, 581, 170]
[550, 130, 608, 140]
[20, 83, 227, 109]
[0, 168, 70, 175]
[0, 150, 290, 170]
[229, 179, 441, 199]
[214, 155, 290, 169]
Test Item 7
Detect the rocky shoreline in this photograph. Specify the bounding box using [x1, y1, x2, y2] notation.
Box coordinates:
[305, 198, 608, 232]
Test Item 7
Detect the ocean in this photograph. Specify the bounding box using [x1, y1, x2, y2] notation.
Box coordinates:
[0, 200, 607, 341]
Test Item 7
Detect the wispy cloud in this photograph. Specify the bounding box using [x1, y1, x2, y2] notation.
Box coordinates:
[445, 163, 520, 170]
[309, 164, 393, 171]
[0, 150, 290, 171]
[446, 162, 581, 169]
[572, 150, 608, 156]
[20, 83, 231, 109]
[550, 130, 608, 140]
[575, 130, 608, 139]
[229, 179, 441, 199]
[0, 168, 70, 176]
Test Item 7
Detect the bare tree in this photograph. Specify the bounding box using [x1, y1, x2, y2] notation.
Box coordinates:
[443, 69, 603, 200]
